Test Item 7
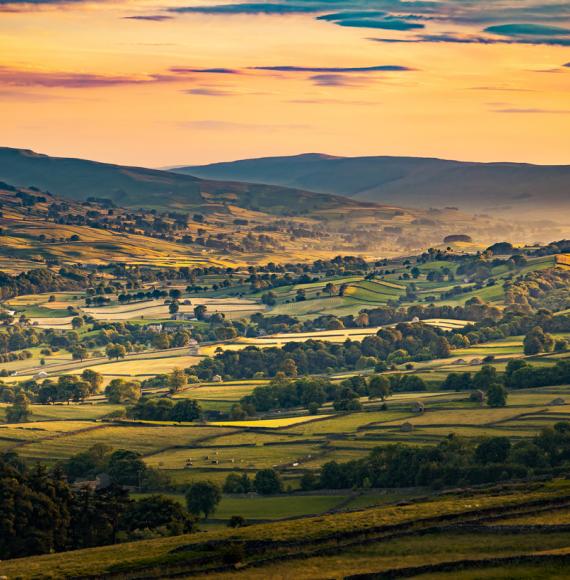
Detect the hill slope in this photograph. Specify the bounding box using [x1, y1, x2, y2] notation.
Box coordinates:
[175, 153, 570, 217]
[0, 148, 378, 216]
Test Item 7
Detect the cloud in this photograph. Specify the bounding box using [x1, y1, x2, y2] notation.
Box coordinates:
[470, 86, 535, 93]
[309, 74, 362, 87]
[0, 66, 181, 88]
[170, 67, 241, 75]
[169, 3, 324, 15]
[288, 97, 376, 105]
[123, 15, 173, 22]
[333, 17, 424, 30]
[565, 63, 570, 68]
[493, 107, 570, 114]
[250, 65, 413, 73]
[184, 88, 233, 96]
[317, 10, 387, 22]
[484, 23, 570, 37]
[181, 120, 310, 131]
[370, 33, 570, 47]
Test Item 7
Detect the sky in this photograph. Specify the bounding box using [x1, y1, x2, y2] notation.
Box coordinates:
[0, 0, 569, 167]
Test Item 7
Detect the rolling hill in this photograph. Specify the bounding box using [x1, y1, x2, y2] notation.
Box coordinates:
[0, 148, 379, 217]
[175, 153, 570, 217]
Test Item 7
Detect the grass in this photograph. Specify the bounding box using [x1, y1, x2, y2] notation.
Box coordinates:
[4, 482, 570, 578]
[15, 424, 234, 462]
[287, 411, 412, 435]
[145, 443, 322, 470]
[0, 403, 125, 422]
[209, 415, 329, 429]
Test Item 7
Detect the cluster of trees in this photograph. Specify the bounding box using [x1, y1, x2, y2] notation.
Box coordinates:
[0, 451, 194, 560]
[248, 301, 502, 338]
[1, 370, 103, 408]
[237, 374, 422, 416]
[0, 267, 93, 300]
[441, 357, 570, 403]
[505, 268, 570, 312]
[127, 397, 201, 422]
[190, 323, 452, 380]
[504, 359, 570, 390]
[223, 469, 283, 495]
[523, 326, 564, 355]
[62, 444, 167, 489]
[307, 422, 570, 491]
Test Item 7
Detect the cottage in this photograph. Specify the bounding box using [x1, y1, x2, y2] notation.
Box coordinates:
[212, 374, 223, 383]
[33, 370, 49, 380]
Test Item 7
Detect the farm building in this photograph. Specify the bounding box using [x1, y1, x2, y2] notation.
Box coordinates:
[411, 401, 425, 414]
[401, 422, 414, 432]
[549, 397, 566, 406]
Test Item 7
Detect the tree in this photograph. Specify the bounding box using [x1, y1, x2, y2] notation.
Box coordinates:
[431, 336, 451, 359]
[524, 326, 555, 356]
[71, 346, 88, 361]
[194, 304, 208, 320]
[185, 481, 221, 519]
[167, 368, 187, 394]
[368, 375, 391, 401]
[223, 473, 252, 494]
[254, 469, 283, 495]
[261, 292, 277, 306]
[170, 399, 201, 422]
[6, 392, 31, 423]
[81, 369, 103, 394]
[121, 495, 194, 536]
[71, 317, 84, 330]
[105, 379, 140, 404]
[108, 450, 147, 487]
[473, 365, 498, 390]
[475, 437, 511, 464]
[487, 383, 507, 408]
[169, 301, 179, 315]
[324, 282, 337, 298]
[106, 344, 126, 361]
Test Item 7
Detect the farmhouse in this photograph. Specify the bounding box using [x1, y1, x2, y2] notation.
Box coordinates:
[172, 312, 195, 321]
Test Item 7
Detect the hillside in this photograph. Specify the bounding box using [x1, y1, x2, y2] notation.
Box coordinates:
[0, 148, 379, 217]
[176, 153, 570, 218]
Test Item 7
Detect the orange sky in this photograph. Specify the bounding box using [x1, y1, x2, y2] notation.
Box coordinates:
[0, 0, 569, 167]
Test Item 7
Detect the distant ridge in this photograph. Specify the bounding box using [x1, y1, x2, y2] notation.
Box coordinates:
[0, 148, 381, 216]
[174, 153, 570, 217]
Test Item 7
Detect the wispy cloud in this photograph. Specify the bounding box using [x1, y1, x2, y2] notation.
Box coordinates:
[170, 67, 241, 75]
[493, 107, 570, 114]
[181, 119, 311, 131]
[123, 15, 173, 22]
[250, 65, 413, 73]
[184, 88, 233, 96]
[484, 23, 570, 37]
[0, 66, 182, 88]
[169, 3, 325, 15]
